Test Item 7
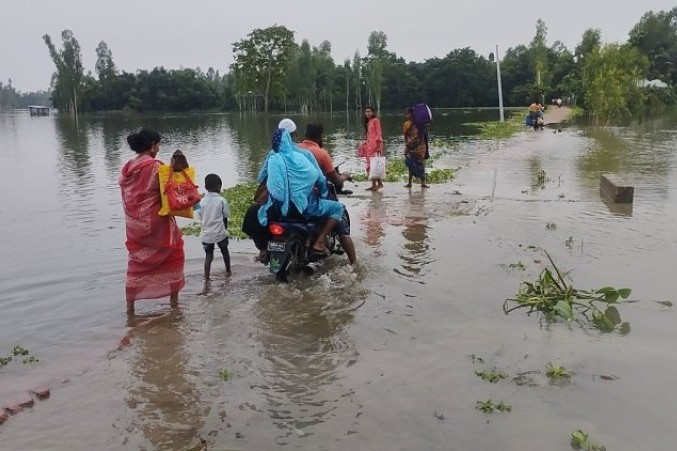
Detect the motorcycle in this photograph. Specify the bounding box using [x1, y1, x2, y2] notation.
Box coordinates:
[264, 164, 352, 283]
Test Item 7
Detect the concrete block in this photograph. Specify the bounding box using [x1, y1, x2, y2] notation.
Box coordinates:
[601, 174, 634, 203]
[31, 387, 51, 400]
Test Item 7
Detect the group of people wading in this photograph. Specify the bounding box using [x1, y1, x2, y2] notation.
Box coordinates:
[118, 106, 431, 313]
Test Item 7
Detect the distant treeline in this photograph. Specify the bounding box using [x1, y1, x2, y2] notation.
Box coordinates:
[0, 81, 50, 110]
[36, 8, 677, 124]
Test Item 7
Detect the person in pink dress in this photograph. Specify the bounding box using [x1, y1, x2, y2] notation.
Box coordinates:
[119, 128, 185, 314]
[359, 106, 385, 191]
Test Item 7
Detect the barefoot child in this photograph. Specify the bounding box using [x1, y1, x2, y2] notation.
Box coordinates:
[197, 174, 231, 279]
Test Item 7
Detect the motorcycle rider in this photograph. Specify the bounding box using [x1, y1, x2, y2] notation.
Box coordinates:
[298, 121, 356, 264]
[257, 127, 345, 256]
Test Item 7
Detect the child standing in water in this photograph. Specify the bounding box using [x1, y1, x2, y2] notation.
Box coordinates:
[197, 174, 231, 279]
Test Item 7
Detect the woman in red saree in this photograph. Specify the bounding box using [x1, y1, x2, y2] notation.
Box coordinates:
[119, 128, 185, 314]
[358, 106, 385, 191]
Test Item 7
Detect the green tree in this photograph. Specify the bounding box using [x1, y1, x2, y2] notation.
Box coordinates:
[582, 44, 649, 125]
[628, 8, 677, 84]
[43, 30, 84, 116]
[352, 51, 363, 109]
[365, 31, 388, 112]
[530, 19, 549, 93]
[231, 25, 296, 112]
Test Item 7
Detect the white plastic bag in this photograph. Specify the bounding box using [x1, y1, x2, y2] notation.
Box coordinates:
[368, 156, 386, 180]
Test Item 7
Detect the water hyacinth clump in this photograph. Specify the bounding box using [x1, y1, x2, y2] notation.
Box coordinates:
[503, 250, 631, 333]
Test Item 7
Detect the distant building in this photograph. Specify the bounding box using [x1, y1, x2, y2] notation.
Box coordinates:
[637, 79, 670, 89]
[28, 105, 50, 116]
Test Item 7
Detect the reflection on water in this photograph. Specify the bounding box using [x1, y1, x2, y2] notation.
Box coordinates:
[55, 116, 91, 183]
[361, 194, 386, 254]
[395, 190, 432, 281]
[123, 310, 205, 450]
[5, 109, 677, 449]
[253, 280, 358, 443]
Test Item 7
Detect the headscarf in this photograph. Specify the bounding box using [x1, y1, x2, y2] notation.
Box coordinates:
[264, 128, 321, 219]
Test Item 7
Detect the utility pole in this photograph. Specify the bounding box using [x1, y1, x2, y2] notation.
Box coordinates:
[489, 45, 505, 122]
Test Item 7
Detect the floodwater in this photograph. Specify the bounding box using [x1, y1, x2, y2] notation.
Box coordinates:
[1, 109, 676, 450]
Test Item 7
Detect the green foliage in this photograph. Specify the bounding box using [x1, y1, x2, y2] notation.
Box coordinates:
[545, 362, 572, 380]
[571, 429, 606, 451]
[181, 183, 257, 240]
[476, 400, 512, 413]
[0, 346, 38, 368]
[0, 81, 50, 111]
[181, 223, 202, 237]
[582, 44, 649, 125]
[218, 369, 231, 381]
[231, 25, 296, 112]
[503, 249, 632, 332]
[351, 159, 455, 184]
[628, 8, 677, 84]
[43, 30, 84, 115]
[475, 370, 508, 383]
[465, 116, 524, 139]
[37, 13, 677, 114]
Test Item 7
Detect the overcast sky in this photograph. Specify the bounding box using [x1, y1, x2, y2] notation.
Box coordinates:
[2, 0, 675, 92]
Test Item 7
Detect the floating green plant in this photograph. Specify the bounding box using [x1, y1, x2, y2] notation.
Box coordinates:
[348, 158, 455, 184]
[571, 429, 606, 451]
[181, 183, 257, 239]
[545, 362, 572, 380]
[476, 400, 512, 413]
[503, 249, 631, 333]
[218, 369, 231, 381]
[475, 370, 508, 383]
[0, 346, 38, 368]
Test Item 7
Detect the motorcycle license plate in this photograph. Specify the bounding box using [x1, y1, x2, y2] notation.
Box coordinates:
[268, 241, 286, 252]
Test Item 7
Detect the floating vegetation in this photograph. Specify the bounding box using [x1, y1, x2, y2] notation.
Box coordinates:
[571, 429, 606, 451]
[182, 183, 257, 239]
[22, 356, 40, 365]
[181, 222, 202, 236]
[351, 158, 456, 184]
[657, 300, 673, 308]
[426, 168, 456, 183]
[537, 169, 547, 187]
[476, 400, 512, 413]
[503, 261, 526, 271]
[0, 346, 38, 368]
[545, 362, 572, 380]
[218, 369, 231, 381]
[503, 249, 631, 333]
[464, 113, 525, 140]
[475, 370, 508, 383]
[470, 354, 485, 364]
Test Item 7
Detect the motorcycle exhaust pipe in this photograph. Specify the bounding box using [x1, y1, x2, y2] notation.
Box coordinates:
[303, 263, 318, 276]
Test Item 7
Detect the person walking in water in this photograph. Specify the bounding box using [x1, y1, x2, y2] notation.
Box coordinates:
[358, 106, 385, 191]
[403, 107, 429, 189]
[119, 128, 185, 314]
[197, 173, 231, 280]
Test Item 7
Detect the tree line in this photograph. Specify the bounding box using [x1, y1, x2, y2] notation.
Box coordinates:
[0, 80, 50, 111]
[37, 8, 677, 124]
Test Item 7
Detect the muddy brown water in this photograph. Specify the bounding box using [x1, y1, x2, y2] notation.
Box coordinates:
[1, 110, 676, 449]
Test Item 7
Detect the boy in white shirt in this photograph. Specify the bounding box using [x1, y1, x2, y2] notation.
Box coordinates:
[197, 174, 231, 279]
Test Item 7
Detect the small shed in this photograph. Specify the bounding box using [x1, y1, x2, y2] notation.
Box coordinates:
[28, 106, 50, 116]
